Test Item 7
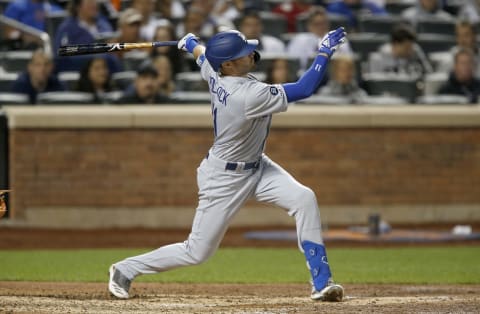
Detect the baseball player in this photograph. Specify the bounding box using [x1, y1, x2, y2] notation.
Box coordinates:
[109, 27, 347, 301]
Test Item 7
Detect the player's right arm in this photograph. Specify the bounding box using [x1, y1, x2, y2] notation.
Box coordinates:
[282, 27, 347, 102]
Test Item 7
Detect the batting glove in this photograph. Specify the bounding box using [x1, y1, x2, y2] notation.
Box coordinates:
[178, 33, 199, 53]
[318, 27, 347, 57]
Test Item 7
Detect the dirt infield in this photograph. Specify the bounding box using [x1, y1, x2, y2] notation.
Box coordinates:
[0, 282, 479, 313]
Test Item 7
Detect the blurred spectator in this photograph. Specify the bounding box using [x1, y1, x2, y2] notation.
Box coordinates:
[3, 0, 63, 42]
[110, 8, 148, 60]
[116, 8, 143, 43]
[458, 0, 480, 24]
[175, 0, 234, 40]
[265, 58, 297, 84]
[287, 7, 353, 70]
[439, 49, 480, 103]
[318, 55, 367, 103]
[76, 57, 113, 103]
[151, 23, 185, 75]
[210, 0, 244, 22]
[54, 0, 118, 73]
[430, 21, 478, 75]
[110, 0, 121, 11]
[131, 0, 169, 41]
[401, 0, 453, 27]
[239, 12, 285, 54]
[152, 55, 175, 97]
[175, 3, 213, 40]
[116, 63, 170, 104]
[155, 0, 186, 20]
[243, 0, 267, 12]
[451, 21, 478, 55]
[326, 0, 387, 30]
[11, 49, 65, 104]
[369, 24, 433, 79]
[272, 0, 312, 33]
[55, 0, 113, 46]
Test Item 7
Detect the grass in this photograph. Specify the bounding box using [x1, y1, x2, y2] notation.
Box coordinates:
[0, 247, 479, 284]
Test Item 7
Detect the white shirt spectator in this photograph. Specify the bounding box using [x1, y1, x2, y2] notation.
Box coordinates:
[288, 33, 353, 71]
[458, 0, 480, 24]
[402, 0, 453, 26]
[140, 18, 171, 41]
[258, 35, 286, 55]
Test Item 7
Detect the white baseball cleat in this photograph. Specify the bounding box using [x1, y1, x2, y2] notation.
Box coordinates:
[108, 264, 131, 299]
[311, 280, 344, 302]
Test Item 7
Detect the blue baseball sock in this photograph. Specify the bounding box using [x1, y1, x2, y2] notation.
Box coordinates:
[301, 241, 332, 291]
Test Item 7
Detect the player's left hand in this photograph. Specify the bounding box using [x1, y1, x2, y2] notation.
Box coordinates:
[318, 27, 347, 57]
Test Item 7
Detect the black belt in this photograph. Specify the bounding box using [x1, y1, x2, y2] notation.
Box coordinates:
[206, 153, 260, 171]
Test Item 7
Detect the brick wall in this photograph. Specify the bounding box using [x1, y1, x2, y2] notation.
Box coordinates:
[9, 127, 480, 219]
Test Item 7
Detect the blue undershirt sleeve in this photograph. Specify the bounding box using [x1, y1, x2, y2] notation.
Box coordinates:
[282, 54, 329, 102]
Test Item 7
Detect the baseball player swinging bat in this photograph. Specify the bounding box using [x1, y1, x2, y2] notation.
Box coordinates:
[57, 41, 178, 56]
[108, 28, 347, 302]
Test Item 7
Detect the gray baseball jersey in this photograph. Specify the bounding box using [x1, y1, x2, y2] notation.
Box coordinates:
[113, 58, 325, 283]
[200, 58, 288, 162]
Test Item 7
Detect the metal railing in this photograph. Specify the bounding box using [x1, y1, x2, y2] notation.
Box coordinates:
[0, 14, 51, 55]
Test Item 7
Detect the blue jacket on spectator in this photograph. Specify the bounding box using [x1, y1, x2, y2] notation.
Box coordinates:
[4, 0, 63, 32]
[11, 72, 65, 104]
[54, 16, 121, 73]
[327, 0, 387, 29]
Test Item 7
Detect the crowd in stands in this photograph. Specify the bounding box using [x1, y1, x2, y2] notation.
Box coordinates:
[1, 0, 480, 105]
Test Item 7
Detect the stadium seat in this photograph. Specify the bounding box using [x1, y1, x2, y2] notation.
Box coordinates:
[175, 72, 208, 92]
[363, 73, 419, 103]
[0, 92, 29, 105]
[111, 71, 136, 89]
[417, 19, 456, 36]
[417, 34, 456, 54]
[36, 91, 94, 104]
[261, 12, 288, 38]
[348, 33, 389, 59]
[297, 95, 351, 105]
[424, 72, 448, 96]
[295, 12, 349, 33]
[329, 14, 350, 32]
[428, 52, 453, 73]
[0, 73, 19, 92]
[358, 15, 406, 35]
[295, 12, 310, 33]
[58, 71, 80, 91]
[103, 90, 123, 103]
[416, 94, 469, 105]
[385, 2, 412, 15]
[234, 11, 287, 38]
[170, 91, 211, 104]
[361, 95, 408, 106]
[0, 50, 33, 73]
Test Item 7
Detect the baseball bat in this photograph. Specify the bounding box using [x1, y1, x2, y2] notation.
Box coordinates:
[58, 41, 178, 57]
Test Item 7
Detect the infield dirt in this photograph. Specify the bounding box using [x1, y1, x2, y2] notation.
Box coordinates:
[0, 282, 479, 313]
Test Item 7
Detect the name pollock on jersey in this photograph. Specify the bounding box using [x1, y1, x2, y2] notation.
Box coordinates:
[209, 76, 230, 106]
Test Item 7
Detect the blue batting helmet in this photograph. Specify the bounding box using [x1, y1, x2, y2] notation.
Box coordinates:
[205, 30, 260, 72]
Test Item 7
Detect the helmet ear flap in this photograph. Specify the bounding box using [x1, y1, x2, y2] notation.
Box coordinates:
[253, 50, 261, 64]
